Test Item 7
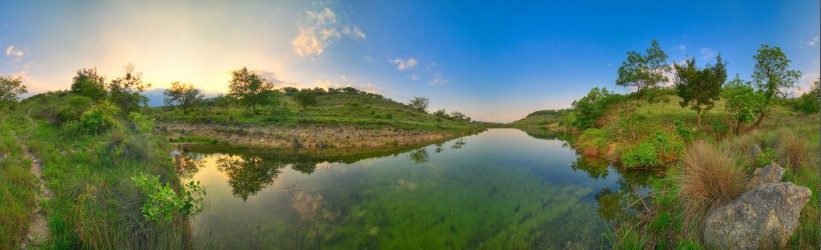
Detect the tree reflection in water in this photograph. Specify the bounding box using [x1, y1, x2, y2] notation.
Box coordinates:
[216, 155, 286, 200]
[570, 154, 610, 179]
[408, 148, 429, 163]
[173, 151, 205, 178]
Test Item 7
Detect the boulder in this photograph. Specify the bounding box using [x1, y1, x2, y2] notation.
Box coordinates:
[748, 162, 785, 188]
[704, 182, 811, 250]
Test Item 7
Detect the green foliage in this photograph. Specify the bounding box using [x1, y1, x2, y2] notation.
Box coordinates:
[0, 74, 27, 106]
[409, 96, 429, 113]
[570, 87, 623, 130]
[616, 40, 671, 95]
[433, 108, 448, 118]
[109, 63, 151, 113]
[621, 131, 683, 168]
[70, 67, 107, 101]
[674, 55, 727, 127]
[794, 78, 820, 114]
[293, 88, 318, 110]
[579, 128, 609, 151]
[750, 44, 802, 125]
[228, 67, 277, 114]
[128, 112, 154, 134]
[79, 101, 121, 134]
[163, 81, 204, 112]
[722, 75, 766, 133]
[131, 173, 205, 222]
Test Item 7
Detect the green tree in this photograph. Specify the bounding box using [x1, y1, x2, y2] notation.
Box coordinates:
[0, 75, 26, 106]
[109, 63, 151, 113]
[616, 40, 672, 97]
[750, 44, 801, 128]
[722, 75, 765, 134]
[571, 87, 622, 130]
[794, 77, 820, 114]
[674, 55, 727, 128]
[163, 81, 204, 112]
[70, 67, 107, 101]
[293, 88, 318, 110]
[433, 108, 448, 118]
[228, 67, 276, 114]
[449, 111, 470, 122]
[409, 96, 429, 113]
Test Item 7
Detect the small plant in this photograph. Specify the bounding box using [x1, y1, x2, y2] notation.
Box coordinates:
[131, 173, 205, 222]
[621, 131, 683, 168]
[128, 112, 154, 134]
[778, 130, 810, 171]
[79, 101, 120, 134]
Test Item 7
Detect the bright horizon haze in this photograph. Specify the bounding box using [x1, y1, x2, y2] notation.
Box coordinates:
[0, 1, 818, 122]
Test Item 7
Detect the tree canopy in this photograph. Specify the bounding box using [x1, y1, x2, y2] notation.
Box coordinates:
[109, 63, 151, 113]
[616, 40, 671, 97]
[293, 89, 318, 110]
[750, 44, 801, 127]
[409, 96, 429, 113]
[164, 81, 205, 112]
[70, 67, 107, 101]
[674, 55, 727, 127]
[0, 75, 27, 106]
[228, 67, 276, 114]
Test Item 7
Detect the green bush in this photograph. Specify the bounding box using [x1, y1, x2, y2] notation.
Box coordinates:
[579, 128, 609, 151]
[621, 131, 684, 168]
[128, 112, 154, 134]
[131, 173, 205, 222]
[79, 101, 120, 134]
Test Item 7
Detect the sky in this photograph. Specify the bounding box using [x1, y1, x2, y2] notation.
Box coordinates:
[0, 0, 818, 122]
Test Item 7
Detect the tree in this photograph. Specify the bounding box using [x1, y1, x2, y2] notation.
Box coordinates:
[70, 67, 107, 101]
[164, 81, 205, 112]
[616, 40, 672, 97]
[571, 87, 622, 130]
[409, 96, 429, 113]
[228, 67, 276, 114]
[750, 44, 801, 128]
[674, 55, 727, 128]
[0, 75, 27, 106]
[433, 109, 448, 118]
[293, 89, 317, 110]
[795, 77, 820, 114]
[109, 63, 151, 113]
[449, 111, 470, 122]
[723, 75, 765, 134]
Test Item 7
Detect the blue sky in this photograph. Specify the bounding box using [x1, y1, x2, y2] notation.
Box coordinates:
[0, 0, 818, 122]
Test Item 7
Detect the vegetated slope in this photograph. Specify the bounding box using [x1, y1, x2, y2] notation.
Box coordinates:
[153, 92, 476, 131]
[0, 91, 195, 248]
[508, 109, 569, 128]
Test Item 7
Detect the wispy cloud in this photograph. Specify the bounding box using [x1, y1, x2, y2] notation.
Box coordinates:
[699, 48, 716, 60]
[800, 35, 819, 48]
[292, 7, 366, 57]
[390, 58, 417, 70]
[5, 45, 23, 58]
[407, 74, 419, 80]
[674, 45, 686, 52]
[427, 72, 447, 86]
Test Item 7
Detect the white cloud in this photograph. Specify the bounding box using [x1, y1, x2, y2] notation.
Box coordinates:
[389, 58, 417, 70]
[342, 25, 366, 39]
[407, 74, 419, 80]
[427, 72, 447, 86]
[674, 45, 686, 52]
[339, 75, 347, 81]
[5, 45, 23, 58]
[292, 7, 366, 57]
[700, 48, 716, 60]
[801, 35, 819, 47]
[793, 72, 821, 96]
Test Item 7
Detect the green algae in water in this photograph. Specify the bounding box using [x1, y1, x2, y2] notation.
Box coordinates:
[183, 129, 648, 249]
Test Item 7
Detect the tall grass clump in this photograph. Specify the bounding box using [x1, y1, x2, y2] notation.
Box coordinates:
[676, 141, 747, 233]
[777, 130, 810, 171]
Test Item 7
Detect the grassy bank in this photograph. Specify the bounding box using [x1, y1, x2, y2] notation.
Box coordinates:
[533, 92, 819, 248]
[0, 92, 200, 248]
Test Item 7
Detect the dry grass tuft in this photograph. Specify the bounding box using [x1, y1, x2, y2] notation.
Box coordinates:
[778, 130, 811, 171]
[676, 141, 748, 232]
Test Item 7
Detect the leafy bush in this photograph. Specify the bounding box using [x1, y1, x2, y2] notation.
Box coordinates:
[131, 173, 205, 222]
[79, 101, 120, 134]
[571, 87, 624, 130]
[621, 131, 684, 168]
[579, 128, 609, 153]
[128, 112, 154, 134]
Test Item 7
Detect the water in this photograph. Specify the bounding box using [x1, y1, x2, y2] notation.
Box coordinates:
[179, 128, 649, 249]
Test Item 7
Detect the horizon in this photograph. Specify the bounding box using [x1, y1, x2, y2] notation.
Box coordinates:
[0, 1, 818, 122]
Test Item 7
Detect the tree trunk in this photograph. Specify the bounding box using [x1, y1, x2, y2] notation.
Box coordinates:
[252, 102, 257, 114]
[697, 110, 702, 128]
[751, 112, 765, 129]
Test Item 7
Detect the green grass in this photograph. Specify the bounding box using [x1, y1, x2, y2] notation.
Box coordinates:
[150, 92, 478, 132]
[0, 92, 203, 248]
[0, 112, 37, 249]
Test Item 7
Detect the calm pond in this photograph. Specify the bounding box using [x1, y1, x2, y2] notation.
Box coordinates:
[177, 128, 651, 249]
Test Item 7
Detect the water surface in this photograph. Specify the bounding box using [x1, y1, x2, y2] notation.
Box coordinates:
[180, 128, 648, 249]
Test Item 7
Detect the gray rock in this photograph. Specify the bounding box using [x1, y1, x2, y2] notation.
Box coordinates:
[704, 182, 811, 250]
[751, 144, 762, 157]
[748, 162, 785, 188]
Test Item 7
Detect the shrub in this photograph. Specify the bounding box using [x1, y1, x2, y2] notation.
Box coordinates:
[131, 173, 205, 222]
[621, 131, 684, 168]
[578, 128, 609, 155]
[79, 101, 120, 134]
[128, 112, 154, 134]
[676, 141, 747, 231]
